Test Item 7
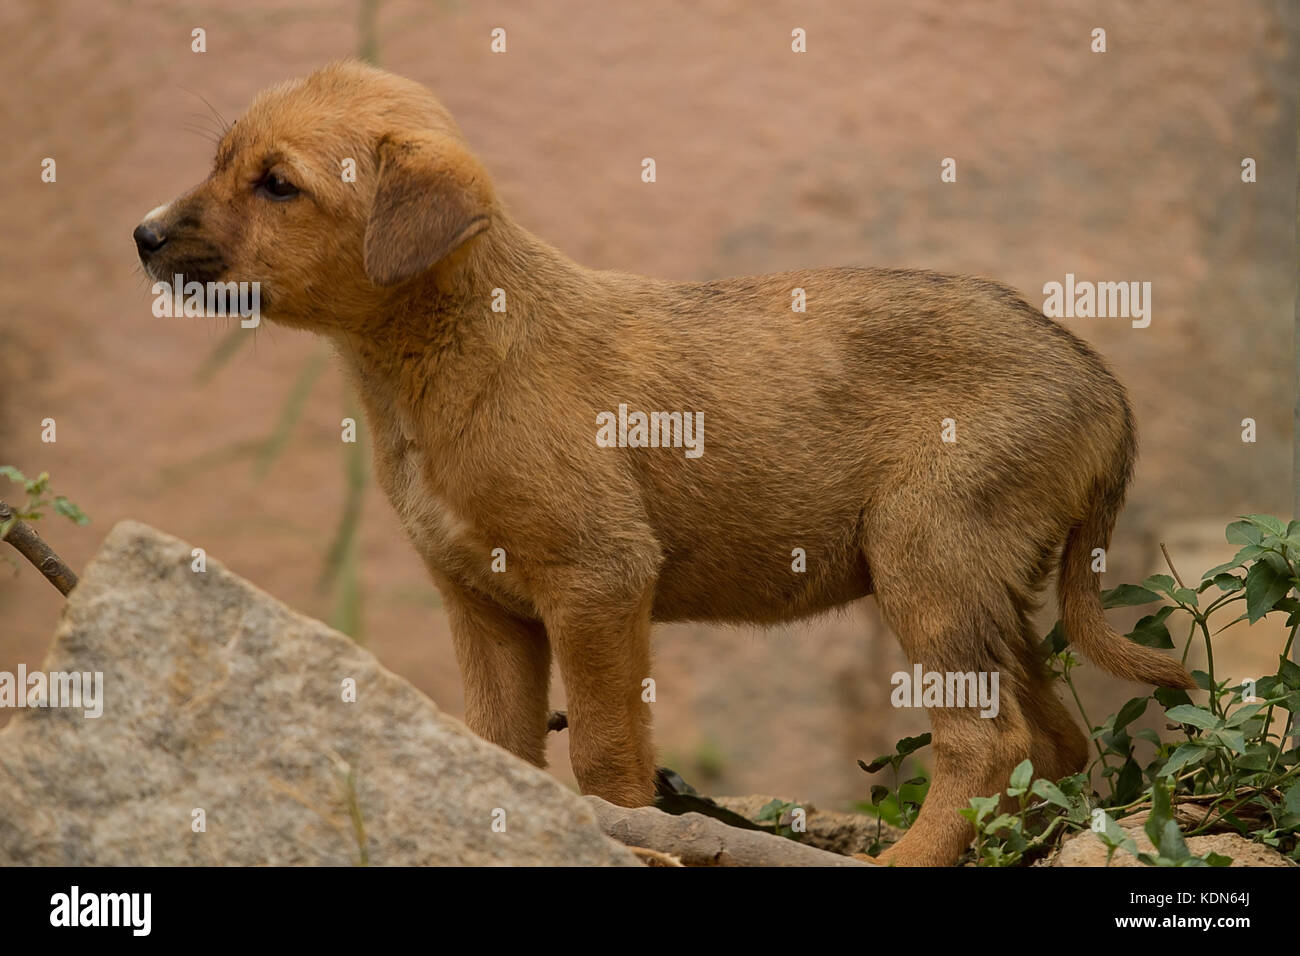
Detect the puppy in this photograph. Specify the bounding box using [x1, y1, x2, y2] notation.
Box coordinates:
[135, 60, 1193, 866]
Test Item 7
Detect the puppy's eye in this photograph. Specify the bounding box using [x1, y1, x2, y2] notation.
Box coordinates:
[257, 172, 299, 201]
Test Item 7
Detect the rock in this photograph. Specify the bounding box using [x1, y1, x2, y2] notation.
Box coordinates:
[1054, 827, 1294, 868]
[711, 793, 901, 857]
[0, 520, 639, 866]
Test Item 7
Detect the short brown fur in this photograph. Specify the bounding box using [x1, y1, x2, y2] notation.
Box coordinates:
[137, 61, 1194, 866]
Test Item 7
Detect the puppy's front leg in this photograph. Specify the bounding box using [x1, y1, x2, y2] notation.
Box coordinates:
[442, 583, 551, 768]
[539, 581, 656, 807]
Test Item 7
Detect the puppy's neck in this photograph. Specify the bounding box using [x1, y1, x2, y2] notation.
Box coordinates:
[338, 213, 581, 369]
[332, 213, 586, 450]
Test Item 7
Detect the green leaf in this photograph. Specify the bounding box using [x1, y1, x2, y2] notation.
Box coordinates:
[858, 756, 894, 774]
[1008, 759, 1033, 792]
[1159, 742, 1207, 776]
[1203, 852, 1233, 867]
[1113, 696, 1149, 732]
[895, 733, 932, 757]
[1164, 704, 1219, 730]
[0, 465, 24, 484]
[1030, 778, 1072, 810]
[1226, 521, 1262, 546]
[1155, 819, 1191, 862]
[1279, 658, 1300, 691]
[1145, 781, 1184, 860]
[962, 795, 999, 825]
[1245, 560, 1294, 623]
[1141, 574, 1179, 598]
[1041, 621, 1068, 654]
[1127, 606, 1175, 648]
[1223, 703, 1265, 728]
[1154, 687, 1193, 709]
[984, 813, 1020, 835]
[1098, 814, 1138, 857]
[1202, 559, 1242, 578]
[1232, 748, 1273, 772]
[1210, 573, 1244, 593]
[1255, 675, 1285, 698]
[1242, 514, 1286, 537]
[51, 497, 89, 525]
[1101, 584, 1162, 609]
[1284, 781, 1300, 817]
[1208, 728, 1247, 753]
[1116, 758, 1143, 804]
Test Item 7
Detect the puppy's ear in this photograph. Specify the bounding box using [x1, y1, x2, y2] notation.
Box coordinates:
[364, 132, 493, 286]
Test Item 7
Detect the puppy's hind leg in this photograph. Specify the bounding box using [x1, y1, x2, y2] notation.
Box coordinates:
[874, 610, 1034, 866]
[863, 515, 1035, 866]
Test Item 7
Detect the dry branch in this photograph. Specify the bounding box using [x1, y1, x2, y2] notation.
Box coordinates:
[0, 500, 78, 596]
[585, 796, 872, 867]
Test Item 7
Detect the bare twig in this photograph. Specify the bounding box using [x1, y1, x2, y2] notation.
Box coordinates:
[0, 500, 78, 596]
[1160, 542, 1186, 590]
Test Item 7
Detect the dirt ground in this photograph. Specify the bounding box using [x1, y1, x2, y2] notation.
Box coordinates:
[0, 0, 1296, 809]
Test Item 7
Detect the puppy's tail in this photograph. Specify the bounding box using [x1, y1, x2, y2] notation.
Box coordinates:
[1057, 413, 1195, 690]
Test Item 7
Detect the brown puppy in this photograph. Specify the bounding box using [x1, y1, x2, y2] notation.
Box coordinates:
[134, 60, 1193, 866]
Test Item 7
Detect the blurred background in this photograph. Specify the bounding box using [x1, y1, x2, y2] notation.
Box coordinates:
[0, 0, 1296, 809]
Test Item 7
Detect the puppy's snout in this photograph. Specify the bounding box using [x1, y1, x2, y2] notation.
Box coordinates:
[133, 221, 167, 259]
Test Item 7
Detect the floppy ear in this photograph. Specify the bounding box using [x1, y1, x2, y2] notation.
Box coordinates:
[364, 132, 493, 286]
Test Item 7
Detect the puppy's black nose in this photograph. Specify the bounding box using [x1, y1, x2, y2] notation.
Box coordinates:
[133, 222, 167, 258]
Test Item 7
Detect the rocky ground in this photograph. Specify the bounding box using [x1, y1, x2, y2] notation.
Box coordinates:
[1, 520, 1290, 867]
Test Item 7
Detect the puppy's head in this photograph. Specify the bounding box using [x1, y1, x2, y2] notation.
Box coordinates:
[134, 60, 496, 329]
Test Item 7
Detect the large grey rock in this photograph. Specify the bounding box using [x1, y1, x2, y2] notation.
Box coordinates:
[0, 520, 638, 866]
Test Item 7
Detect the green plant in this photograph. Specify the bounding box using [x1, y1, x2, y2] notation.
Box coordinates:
[860, 515, 1300, 866]
[856, 733, 931, 856]
[960, 759, 1092, 866]
[755, 798, 804, 840]
[0, 466, 88, 539]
